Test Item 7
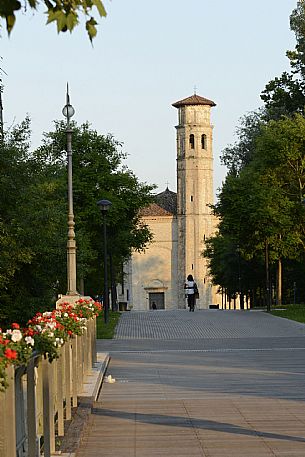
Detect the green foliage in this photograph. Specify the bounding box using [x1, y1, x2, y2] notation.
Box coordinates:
[271, 304, 305, 324]
[0, 0, 107, 41]
[96, 311, 121, 339]
[261, 1, 305, 119]
[221, 110, 266, 174]
[0, 118, 154, 326]
[261, 73, 305, 120]
[0, 119, 67, 325]
[206, 3, 305, 306]
[36, 121, 155, 297]
[205, 112, 305, 305]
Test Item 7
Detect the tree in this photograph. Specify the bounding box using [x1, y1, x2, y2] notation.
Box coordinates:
[221, 109, 266, 174]
[0, 0, 107, 41]
[0, 118, 154, 326]
[34, 121, 155, 297]
[261, 1, 305, 119]
[0, 117, 68, 325]
[206, 3, 305, 307]
[206, 113, 305, 306]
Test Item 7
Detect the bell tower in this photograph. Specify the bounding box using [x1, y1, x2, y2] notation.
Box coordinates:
[172, 94, 217, 308]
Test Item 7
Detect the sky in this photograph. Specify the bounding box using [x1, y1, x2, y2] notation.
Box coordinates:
[1, 0, 298, 198]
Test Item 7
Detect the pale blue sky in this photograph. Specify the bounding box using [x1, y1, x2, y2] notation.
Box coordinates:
[1, 0, 297, 197]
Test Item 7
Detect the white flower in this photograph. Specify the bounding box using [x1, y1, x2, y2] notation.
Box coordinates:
[25, 336, 35, 346]
[46, 322, 56, 330]
[6, 329, 12, 335]
[64, 313, 69, 317]
[11, 330, 22, 342]
[35, 325, 42, 332]
[43, 312, 52, 318]
[55, 337, 64, 347]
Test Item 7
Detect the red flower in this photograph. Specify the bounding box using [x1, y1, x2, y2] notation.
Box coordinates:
[4, 348, 17, 360]
[11, 323, 20, 329]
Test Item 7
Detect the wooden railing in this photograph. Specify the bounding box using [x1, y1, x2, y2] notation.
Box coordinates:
[0, 317, 97, 457]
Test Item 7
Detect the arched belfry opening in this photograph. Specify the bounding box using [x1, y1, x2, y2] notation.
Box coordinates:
[189, 134, 195, 149]
[201, 134, 207, 150]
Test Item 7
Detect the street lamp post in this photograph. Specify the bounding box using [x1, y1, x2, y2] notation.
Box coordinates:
[97, 199, 112, 323]
[62, 84, 78, 296]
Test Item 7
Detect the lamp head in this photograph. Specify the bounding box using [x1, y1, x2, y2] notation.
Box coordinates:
[62, 104, 75, 120]
[97, 199, 112, 214]
[62, 83, 75, 124]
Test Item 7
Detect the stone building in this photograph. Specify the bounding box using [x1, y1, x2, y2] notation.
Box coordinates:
[119, 94, 219, 310]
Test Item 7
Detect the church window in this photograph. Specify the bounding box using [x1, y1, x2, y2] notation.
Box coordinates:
[189, 134, 195, 149]
[192, 264, 194, 270]
[190, 195, 193, 202]
[203, 234, 206, 241]
[201, 134, 207, 149]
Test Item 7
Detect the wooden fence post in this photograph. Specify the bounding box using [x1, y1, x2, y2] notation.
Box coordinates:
[71, 338, 78, 407]
[0, 365, 16, 457]
[42, 357, 55, 457]
[27, 357, 39, 457]
[57, 347, 64, 436]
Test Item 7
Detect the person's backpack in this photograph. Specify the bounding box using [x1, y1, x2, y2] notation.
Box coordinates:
[194, 282, 199, 299]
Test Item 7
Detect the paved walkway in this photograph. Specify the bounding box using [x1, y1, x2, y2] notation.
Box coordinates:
[76, 310, 305, 456]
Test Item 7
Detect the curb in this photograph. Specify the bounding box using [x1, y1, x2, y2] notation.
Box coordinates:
[54, 352, 110, 456]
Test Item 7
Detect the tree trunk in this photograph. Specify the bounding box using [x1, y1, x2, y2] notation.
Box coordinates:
[265, 239, 271, 312]
[240, 292, 244, 310]
[276, 258, 282, 306]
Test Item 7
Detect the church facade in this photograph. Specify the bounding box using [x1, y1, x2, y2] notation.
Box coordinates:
[119, 94, 219, 310]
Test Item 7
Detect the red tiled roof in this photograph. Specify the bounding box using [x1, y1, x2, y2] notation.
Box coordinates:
[139, 203, 173, 217]
[172, 94, 216, 108]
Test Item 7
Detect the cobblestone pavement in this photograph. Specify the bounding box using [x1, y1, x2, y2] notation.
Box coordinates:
[114, 309, 305, 340]
[76, 310, 305, 457]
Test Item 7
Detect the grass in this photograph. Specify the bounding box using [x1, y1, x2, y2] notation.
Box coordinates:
[96, 311, 122, 339]
[270, 304, 305, 324]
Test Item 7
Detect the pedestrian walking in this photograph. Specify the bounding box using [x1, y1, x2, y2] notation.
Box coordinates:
[184, 274, 198, 311]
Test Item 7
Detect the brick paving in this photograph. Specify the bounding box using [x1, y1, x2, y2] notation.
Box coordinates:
[76, 310, 305, 456]
[114, 309, 305, 340]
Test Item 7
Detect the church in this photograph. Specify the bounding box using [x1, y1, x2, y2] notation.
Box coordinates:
[119, 93, 219, 310]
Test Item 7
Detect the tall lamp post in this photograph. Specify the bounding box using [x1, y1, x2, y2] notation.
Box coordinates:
[97, 199, 112, 323]
[62, 84, 78, 296]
